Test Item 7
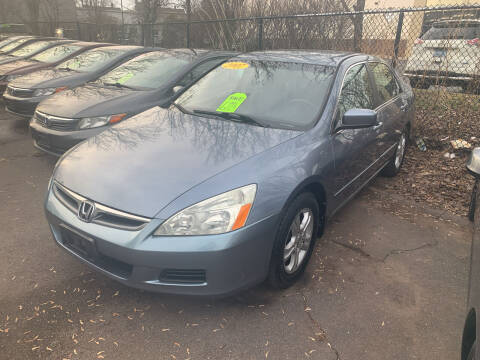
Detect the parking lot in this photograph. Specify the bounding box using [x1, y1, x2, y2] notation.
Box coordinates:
[0, 105, 473, 360]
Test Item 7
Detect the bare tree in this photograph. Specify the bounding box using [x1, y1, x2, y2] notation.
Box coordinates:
[136, 0, 170, 46]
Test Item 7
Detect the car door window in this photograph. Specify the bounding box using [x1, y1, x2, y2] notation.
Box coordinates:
[369, 62, 400, 105]
[177, 58, 227, 87]
[335, 63, 375, 127]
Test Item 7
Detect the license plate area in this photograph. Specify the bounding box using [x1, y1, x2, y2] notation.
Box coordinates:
[60, 226, 98, 261]
[433, 49, 447, 57]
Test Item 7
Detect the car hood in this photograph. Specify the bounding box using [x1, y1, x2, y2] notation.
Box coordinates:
[37, 84, 137, 118]
[0, 59, 37, 75]
[54, 106, 301, 218]
[9, 68, 81, 89]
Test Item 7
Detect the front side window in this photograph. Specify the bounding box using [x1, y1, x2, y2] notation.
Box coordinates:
[97, 51, 193, 89]
[55, 48, 124, 73]
[10, 41, 51, 57]
[176, 60, 336, 130]
[32, 44, 82, 63]
[335, 63, 375, 126]
[369, 63, 400, 105]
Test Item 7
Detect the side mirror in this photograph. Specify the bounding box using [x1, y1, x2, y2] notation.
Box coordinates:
[339, 109, 378, 130]
[172, 85, 185, 96]
[467, 147, 480, 178]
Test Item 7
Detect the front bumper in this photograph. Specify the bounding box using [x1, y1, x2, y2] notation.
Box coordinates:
[30, 120, 103, 156]
[45, 187, 278, 296]
[3, 93, 49, 117]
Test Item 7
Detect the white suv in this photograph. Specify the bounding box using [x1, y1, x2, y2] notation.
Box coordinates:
[404, 19, 480, 90]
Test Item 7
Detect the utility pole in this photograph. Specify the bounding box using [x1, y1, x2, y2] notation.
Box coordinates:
[120, 0, 125, 43]
[186, 0, 191, 48]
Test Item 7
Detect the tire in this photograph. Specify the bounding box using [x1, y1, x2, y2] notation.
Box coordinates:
[268, 192, 321, 289]
[467, 341, 476, 360]
[382, 128, 408, 178]
[469, 180, 478, 222]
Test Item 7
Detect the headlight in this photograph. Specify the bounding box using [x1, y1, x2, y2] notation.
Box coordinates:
[78, 113, 127, 130]
[33, 88, 57, 97]
[154, 184, 257, 236]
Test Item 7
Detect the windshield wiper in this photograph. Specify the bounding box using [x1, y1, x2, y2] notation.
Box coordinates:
[103, 82, 138, 90]
[192, 110, 268, 128]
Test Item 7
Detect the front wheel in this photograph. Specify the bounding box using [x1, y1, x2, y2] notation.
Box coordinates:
[382, 129, 408, 178]
[268, 192, 321, 289]
[469, 180, 478, 222]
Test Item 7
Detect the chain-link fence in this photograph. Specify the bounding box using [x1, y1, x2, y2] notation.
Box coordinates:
[2, 4, 480, 144]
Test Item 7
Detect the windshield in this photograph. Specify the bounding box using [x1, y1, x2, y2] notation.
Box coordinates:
[422, 24, 480, 40]
[0, 38, 30, 53]
[10, 41, 52, 57]
[0, 38, 19, 48]
[32, 44, 82, 63]
[97, 51, 192, 89]
[55, 48, 124, 73]
[175, 60, 336, 130]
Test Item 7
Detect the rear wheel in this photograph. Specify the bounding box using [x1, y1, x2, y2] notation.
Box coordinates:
[382, 129, 408, 178]
[268, 192, 320, 289]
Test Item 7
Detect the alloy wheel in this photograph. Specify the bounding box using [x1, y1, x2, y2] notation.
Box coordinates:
[283, 208, 314, 274]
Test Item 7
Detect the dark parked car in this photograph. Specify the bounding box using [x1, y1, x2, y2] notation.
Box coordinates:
[44, 51, 414, 296]
[0, 36, 52, 55]
[3, 45, 150, 117]
[461, 147, 480, 360]
[30, 49, 237, 155]
[0, 36, 34, 51]
[0, 38, 73, 66]
[0, 42, 111, 93]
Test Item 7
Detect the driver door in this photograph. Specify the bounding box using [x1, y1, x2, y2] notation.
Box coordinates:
[331, 63, 382, 205]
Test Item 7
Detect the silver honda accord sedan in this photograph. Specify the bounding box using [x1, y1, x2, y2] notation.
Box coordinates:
[44, 51, 415, 296]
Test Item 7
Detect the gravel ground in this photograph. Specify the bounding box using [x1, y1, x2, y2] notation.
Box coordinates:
[0, 106, 473, 360]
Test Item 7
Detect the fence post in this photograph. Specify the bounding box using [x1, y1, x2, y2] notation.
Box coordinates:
[186, 0, 191, 48]
[257, 18, 264, 50]
[392, 11, 405, 68]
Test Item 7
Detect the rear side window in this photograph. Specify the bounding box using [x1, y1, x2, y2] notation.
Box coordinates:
[369, 63, 400, 105]
[422, 25, 480, 40]
[335, 63, 375, 126]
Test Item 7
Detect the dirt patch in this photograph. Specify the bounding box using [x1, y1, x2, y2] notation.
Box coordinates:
[380, 89, 479, 216]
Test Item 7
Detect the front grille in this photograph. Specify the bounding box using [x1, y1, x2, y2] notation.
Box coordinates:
[53, 182, 151, 231]
[159, 270, 207, 284]
[35, 111, 78, 131]
[6, 86, 34, 98]
[5, 99, 36, 116]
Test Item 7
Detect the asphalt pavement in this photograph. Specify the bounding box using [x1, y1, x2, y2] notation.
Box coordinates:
[0, 107, 472, 360]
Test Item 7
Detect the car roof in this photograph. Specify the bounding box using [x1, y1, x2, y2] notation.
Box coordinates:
[434, 19, 480, 26]
[92, 45, 142, 51]
[68, 41, 112, 48]
[235, 50, 368, 67]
